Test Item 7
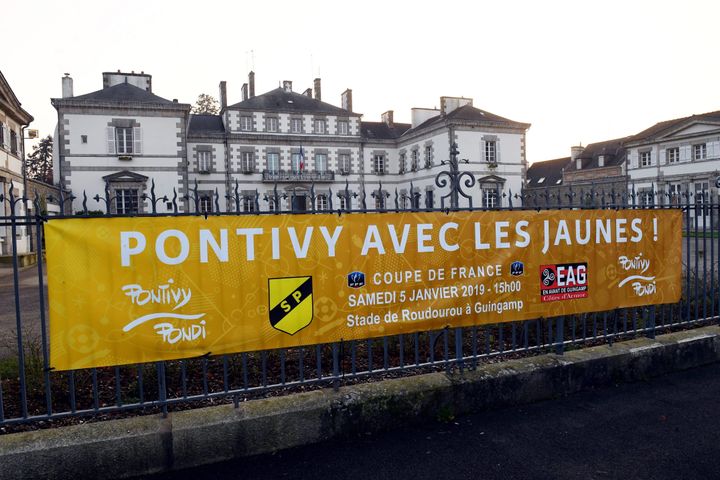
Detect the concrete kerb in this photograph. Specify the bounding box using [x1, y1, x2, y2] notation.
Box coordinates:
[2, 325, 720, 480]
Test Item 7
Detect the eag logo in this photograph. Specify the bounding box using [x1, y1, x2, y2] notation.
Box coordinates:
[347, 271, 365, 288]
[540, 262, 588, 302]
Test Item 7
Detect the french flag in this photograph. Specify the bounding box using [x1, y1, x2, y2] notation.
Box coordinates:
[299, 146, 305, 171]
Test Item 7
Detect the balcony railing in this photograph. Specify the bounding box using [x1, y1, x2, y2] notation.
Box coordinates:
[262, 169, 335, 183]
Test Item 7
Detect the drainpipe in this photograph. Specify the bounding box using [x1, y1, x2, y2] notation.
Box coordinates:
[224, 112, 232, 211]
[0, 176, 6, 254]
[53, 103, 65, 213]
[20, 124, 31, 252]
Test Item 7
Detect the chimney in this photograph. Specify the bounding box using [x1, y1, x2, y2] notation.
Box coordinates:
[341, 89, 353, 112]
[62, 73, 73, 98]
[440, 96, 472, 115]
[219, 81, 227, 109]
[249, 71, 255, 98]
[381, 110, 394, 128]
[313, 78, 321, 101]
[241, 83, 248, 101]
[282, 80, 293, 93]
[571, 145, 584, 170]
[571, 145, 584, 161]
[303, 88, 312, 97]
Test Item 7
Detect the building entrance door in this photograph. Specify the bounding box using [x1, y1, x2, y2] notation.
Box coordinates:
[292, 194, 307, 211]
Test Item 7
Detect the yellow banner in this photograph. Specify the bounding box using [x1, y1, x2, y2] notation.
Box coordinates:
[46, 209, 682, 370]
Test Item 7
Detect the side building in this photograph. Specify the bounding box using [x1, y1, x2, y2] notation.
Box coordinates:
[0, 69, 33, 255]
[525, 139, 627, 207]
[51, 71, 191, 214]
[624, 110, 720, 228]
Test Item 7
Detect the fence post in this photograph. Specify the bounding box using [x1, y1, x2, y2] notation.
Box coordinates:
[646, 306, 656, 339]
[555, 316, 565, 355]
[455, 327, 464, 372]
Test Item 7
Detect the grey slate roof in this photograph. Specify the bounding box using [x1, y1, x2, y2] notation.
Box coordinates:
[188, 114, 225, 135]
[361, 121, 411, 140]
[410, 104, 530, 133]
[228, 88, 358, 116]
[625, 110, 720, 144]
[70, 82, 174, 104]
[575, 137, 628, 169]
[526, 157, 569, 188]
[0, 70, 33, 124]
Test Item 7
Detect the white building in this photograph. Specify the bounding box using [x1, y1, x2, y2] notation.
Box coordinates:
[625, 110, 720, 227]
[53, 71, 530, 213]
[0, 70, 33, 255]
[52, 71, 191, 214]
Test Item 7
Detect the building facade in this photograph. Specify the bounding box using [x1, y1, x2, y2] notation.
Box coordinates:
[53, 71, 531, 214]
[0, 70, 33, 254]
[624, 111, 720, 227]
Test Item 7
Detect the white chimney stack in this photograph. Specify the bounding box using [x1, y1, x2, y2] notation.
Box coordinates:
[62, 73, 73, 98]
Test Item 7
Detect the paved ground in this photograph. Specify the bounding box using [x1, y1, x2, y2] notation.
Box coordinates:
[143, 362, 720, 480]
[0, 263, 47, 356]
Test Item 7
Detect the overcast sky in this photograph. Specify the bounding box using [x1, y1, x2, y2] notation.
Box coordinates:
[4, 0, 719, 163]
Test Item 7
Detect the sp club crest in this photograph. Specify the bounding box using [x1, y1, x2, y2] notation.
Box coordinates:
[268, 276, 313, 335]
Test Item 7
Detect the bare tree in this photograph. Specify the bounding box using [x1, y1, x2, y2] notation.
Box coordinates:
[191, 94, 220, 115]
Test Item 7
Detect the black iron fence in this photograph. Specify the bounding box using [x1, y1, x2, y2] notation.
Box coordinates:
[0, 157, 717, 429]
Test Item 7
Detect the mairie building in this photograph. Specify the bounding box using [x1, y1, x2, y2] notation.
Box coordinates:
[52, 71, 530, 214]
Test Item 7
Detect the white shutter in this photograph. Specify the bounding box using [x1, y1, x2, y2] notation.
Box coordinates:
[496, 140, 501, 164]
[681, 145, 691, 162]
[133, 127, 142, 155]
[106, 127, 115, 154]
[660, 148, 666, 164]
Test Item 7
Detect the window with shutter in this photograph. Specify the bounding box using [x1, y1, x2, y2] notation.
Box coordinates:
[116, 127, 133, 154]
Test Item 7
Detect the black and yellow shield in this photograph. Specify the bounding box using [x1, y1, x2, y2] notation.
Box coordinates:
[268, 276, 313, 335]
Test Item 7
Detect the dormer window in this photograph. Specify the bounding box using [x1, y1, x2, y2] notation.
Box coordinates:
[576, 158, 582, 169]
[537, 177, 545, 184]
[598, 155, 604, 167]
